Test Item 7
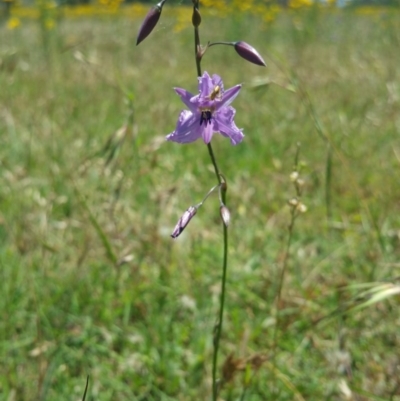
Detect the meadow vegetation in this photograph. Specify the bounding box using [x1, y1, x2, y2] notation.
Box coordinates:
[1, 5, 400, 400]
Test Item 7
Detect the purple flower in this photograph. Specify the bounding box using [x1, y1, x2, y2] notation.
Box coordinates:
[166, 72, 244, 145]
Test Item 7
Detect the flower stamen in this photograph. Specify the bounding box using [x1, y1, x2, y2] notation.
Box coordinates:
[200, 110, 213, 126]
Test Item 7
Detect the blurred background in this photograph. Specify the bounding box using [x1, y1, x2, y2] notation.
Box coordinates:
[1, 0, 400, 400]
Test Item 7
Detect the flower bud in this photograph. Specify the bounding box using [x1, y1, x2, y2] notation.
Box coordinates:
[297, 203, 307, 213]
[234, 41, 266, 67]
[171, 206, 197, 239]
[288, 197, 299, 207]
[290, 171, 299, 182]
[136, 0, 166, 46]
[220, 205, 231, 227]
[192, 7, 201, 27]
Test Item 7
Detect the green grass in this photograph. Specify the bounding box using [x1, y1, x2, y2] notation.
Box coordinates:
[1, 7, 400, 401]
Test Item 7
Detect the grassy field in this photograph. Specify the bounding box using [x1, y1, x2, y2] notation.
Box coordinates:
[1, 6, 400, 401]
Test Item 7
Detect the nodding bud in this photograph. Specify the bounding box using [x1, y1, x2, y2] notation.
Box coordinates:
[234, 41, 266, 67]
[220, 205, 231, 227]
[171, 206, 197, 239]
[192, 7, 201, 27]
[136, 0, 166, 46]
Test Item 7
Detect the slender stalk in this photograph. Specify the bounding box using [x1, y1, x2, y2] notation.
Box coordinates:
[271, 144, 301, 394]
[325, 143, 332, 220]
[194, 25, 201, 77]
[272, 209, 296, 346]
[208, 41, 234, 48]
[193, 0, 201, 77]
[207, 144, 222, 185]
[191, 2, 229, 399]
[81, 376, 90, 401]
[212, 223, 228, 400]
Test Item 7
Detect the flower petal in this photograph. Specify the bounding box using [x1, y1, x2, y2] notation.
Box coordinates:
[202, 121, 214, 144]
[211, 74, 224, 92]
[166, 110, 202, 144]
[220, 84, 242, 108]
[198, 72, 214, 98]
[175, 88, 196, 111]
[214, 107, 244, 145]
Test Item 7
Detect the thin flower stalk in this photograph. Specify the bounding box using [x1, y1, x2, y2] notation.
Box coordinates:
[188, 4, 229, 400]
[271, 143, 306, 392]
[137, 0, 266, 399]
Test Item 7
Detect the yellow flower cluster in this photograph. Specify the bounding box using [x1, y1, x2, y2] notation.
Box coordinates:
[35, 0, 58, 30]
[199, 0, 281, 23]
[96, 0, 124, 13]
[7, 16, 21, 29]
[288, 0, 313, 9]
[172, 6, 192, 33]
[6, 0, 397, 32]
[164, 0, 282, 31]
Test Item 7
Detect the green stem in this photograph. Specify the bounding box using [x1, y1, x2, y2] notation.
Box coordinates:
[192, 4, 228, 399]
[325, 143, 332, 220]
[212, 223, 228, 401]
[193, 1, 201, 77]
[207, 143, 222, 185]
[194, 26, 202, 77]
[271, 143, 301, 393]
[271, 209, 296, 394]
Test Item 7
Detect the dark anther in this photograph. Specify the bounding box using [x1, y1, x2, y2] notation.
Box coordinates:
[200, 110, 212, 126]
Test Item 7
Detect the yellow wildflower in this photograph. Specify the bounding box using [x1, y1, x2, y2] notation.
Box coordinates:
[45, 18, 55, 29]
[7, 17, 21, 29]
[289, 0, 313, 8]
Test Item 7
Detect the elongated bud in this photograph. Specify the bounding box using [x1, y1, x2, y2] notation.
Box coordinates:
[234, 41, 266, 67]
[220, 205, 231, 227]
[171, 206, 197, 239]
[136, 0, 166, 46]
[192, 7, 201, 27]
